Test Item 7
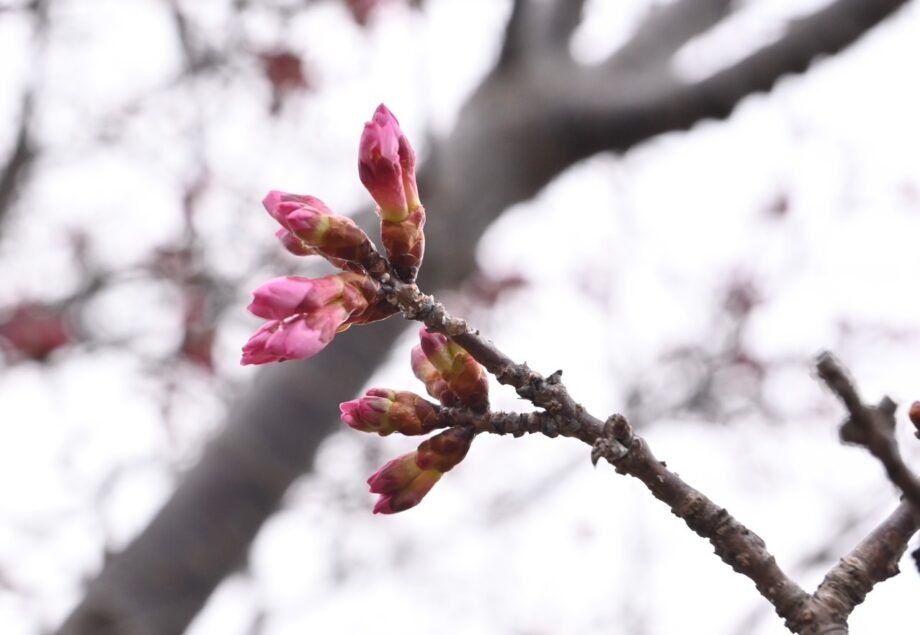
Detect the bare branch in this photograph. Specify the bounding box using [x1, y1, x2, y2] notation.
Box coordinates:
[609, 0, 734, 70]
[566, 0, 910, 157]
[675, 0, 910, 124]
[812, 501, 919, 622]
[816, 352, 920, 516]
[498, 0, 588, 69]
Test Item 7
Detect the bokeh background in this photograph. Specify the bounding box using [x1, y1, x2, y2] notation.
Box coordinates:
[1, 0, 919, 633]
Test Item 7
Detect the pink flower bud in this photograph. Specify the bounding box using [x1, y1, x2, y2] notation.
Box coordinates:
[241, 273, 380, 365]
[372, 471, 442, 514]
[358, 104, 419, 222]
[368, 451, 425, 494]
[263, 191, 374, 266]
[263, 191, 331, 226]
[411, 328, 489, 412]
[248, 275, 346, 321]
[366, 426, 474, 514]
[340, 389, 439, 435]
[241, 303, 351, 365]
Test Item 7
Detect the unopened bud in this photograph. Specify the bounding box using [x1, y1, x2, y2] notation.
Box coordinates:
[340, 389, 440, 436]
[411, 327, 489, 412]
[367, 426, 474, 514]
[263, 191, 375, 267]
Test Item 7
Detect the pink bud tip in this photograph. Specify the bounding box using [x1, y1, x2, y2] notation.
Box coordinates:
[358, 104, 419, 221]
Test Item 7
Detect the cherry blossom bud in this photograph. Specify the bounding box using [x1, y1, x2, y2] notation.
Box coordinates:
[411, 327, 489, 412]
[367, 426, 474, 514]
[263, 191, 374, 266]
[241, 273, 380, 365]
[340, 389, 439, 436]
[241, 303, 351, 365]
[368, 453, 440, 514]
[359, 104, 417, 222]
[248, 275, 347, 320]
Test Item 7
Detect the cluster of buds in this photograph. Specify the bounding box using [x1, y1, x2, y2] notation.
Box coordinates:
[359, 104, 425, 282]
[341, 328, 489, 513]
[244, 105, 486, 515]
[241, 104, 422, 366]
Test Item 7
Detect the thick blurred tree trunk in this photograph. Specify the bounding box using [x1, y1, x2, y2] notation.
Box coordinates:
[56, 0, 911, 633]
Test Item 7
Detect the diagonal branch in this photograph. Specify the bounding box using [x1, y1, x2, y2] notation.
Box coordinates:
[812, 501, 918, 623]
[369, 257, 920, 633]
[566, 0, 910, 158]
[673, 0, 910, 124]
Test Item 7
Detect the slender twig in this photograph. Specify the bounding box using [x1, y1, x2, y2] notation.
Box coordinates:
[816, 352, 920, 516]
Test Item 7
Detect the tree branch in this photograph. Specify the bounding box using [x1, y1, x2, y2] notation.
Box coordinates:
[368, 263, 920, 633]
[816, 352, 920, 516]
[608, 0, 734, 70]
[566, 0, 911, 157]
[377, 274, 813, 628]
[811, 501, 918, 624]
